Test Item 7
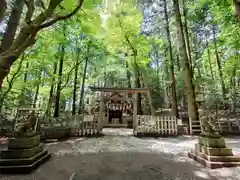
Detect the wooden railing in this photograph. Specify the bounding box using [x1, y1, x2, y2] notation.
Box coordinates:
[41, 114, 100, 137]
[69, 114, 99, 136]
[136, 115, 178, 135]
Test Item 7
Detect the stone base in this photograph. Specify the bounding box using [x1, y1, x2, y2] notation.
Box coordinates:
[188, 150, 240, 169]
[195, 143, 233, 156]
[0, 150, 51, 174]
[8, 135, 41, 149]
[198, 136, 226, 148]
[188, 136, 240, 169]
[0, 135, 51, 174]
[0, 143, 44, 159]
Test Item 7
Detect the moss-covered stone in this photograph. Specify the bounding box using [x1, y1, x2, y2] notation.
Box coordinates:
[8, 135, 40, 149]
[0, 150, 51, 173]
[198, 136, 226, 148]
[195, 143, 233, 156]
[0, 143, 44, 159]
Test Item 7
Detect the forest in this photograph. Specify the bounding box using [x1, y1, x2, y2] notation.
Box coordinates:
[0, 0, 239, 126]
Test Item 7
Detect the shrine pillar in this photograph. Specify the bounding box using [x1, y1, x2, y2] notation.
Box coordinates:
[133, 93, 138, 132]
[99, 92, 105, 131]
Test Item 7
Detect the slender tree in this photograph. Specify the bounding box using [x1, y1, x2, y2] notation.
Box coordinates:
[173, 0, 199, 121]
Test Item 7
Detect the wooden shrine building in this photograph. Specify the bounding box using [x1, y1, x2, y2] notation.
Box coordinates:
[89, 87, 152, 130]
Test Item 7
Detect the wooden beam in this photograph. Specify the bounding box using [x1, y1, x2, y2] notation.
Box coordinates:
[89, 86, 149, 93]
[133, 93, 138, 132]
[99, 92, 104, 131]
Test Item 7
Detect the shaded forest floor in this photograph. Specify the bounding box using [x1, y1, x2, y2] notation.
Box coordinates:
[1, 128, 240, 180]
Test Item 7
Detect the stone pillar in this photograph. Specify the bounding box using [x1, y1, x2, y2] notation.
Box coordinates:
[133, 93, 138, 132]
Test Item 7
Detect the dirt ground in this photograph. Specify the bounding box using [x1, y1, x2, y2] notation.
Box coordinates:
[1, 128, 240, 180]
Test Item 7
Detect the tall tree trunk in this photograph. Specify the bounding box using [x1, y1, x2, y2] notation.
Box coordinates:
[192, 37, 201, 78]
[78, 45, 90, 114]
[0, 0, 6, 23]
[33, 70, 42, 108]
[72, 50, 80, 115]
[176, 54, 181, 71]
[234, 0, 240, 19]
[54, 45, 65, 117]
[173, 0, 199, 121]
[163, 0, 179, 118]
[125, 60, 131, 88]
[19, 61, 29, 106]
[231, 50, 238, 113]
[136, 70, 142, 115]
[207, 46, 214, 80]
[182, 0, 192, 71]
[45, 62, 58, 117]
[212, 24, 226, 98]
[103, 71, 107, 87]
[0, 0, 24, 53]
[134, 56, 142, 115]
[163, 49, 170, 108]
[0, 53, 24, 112]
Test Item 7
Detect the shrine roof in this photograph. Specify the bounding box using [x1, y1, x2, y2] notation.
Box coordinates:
[89, 86, 149, 93]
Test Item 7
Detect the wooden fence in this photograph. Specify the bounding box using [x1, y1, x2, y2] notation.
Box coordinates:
[198, 117, 240, 135]
[69, 114, 100, 136]
[136, 115, 178, 136]
[41, 114, 100, 138]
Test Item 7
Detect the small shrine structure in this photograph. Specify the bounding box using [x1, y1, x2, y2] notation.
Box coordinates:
[89, 87, 153, 131]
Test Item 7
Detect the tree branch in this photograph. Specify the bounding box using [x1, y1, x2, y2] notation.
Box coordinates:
[118, 19, 137, 56]
[1, 53, 25, 98]
[0, 0, 6, 23]
[61, 60, 82, 90]
[24, 0, 35, 23]
[37, 0, 85, 30]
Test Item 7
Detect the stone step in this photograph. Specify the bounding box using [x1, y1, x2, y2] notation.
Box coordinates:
[0, 151, 51, 174]
[0, 150, 48, 166]
[195, 144, 233, 156]
[191, 150, 240, 162]
[188, 151, 240, 169]
[0, 143, 44, 159]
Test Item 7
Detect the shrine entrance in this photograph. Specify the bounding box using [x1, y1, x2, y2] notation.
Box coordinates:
[105, 92, 130, 127]
[108, 108, 123, 124]
[89, 87, 153, 132]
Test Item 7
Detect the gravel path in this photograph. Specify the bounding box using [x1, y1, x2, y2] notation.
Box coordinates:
[1, 128, 240, 180]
